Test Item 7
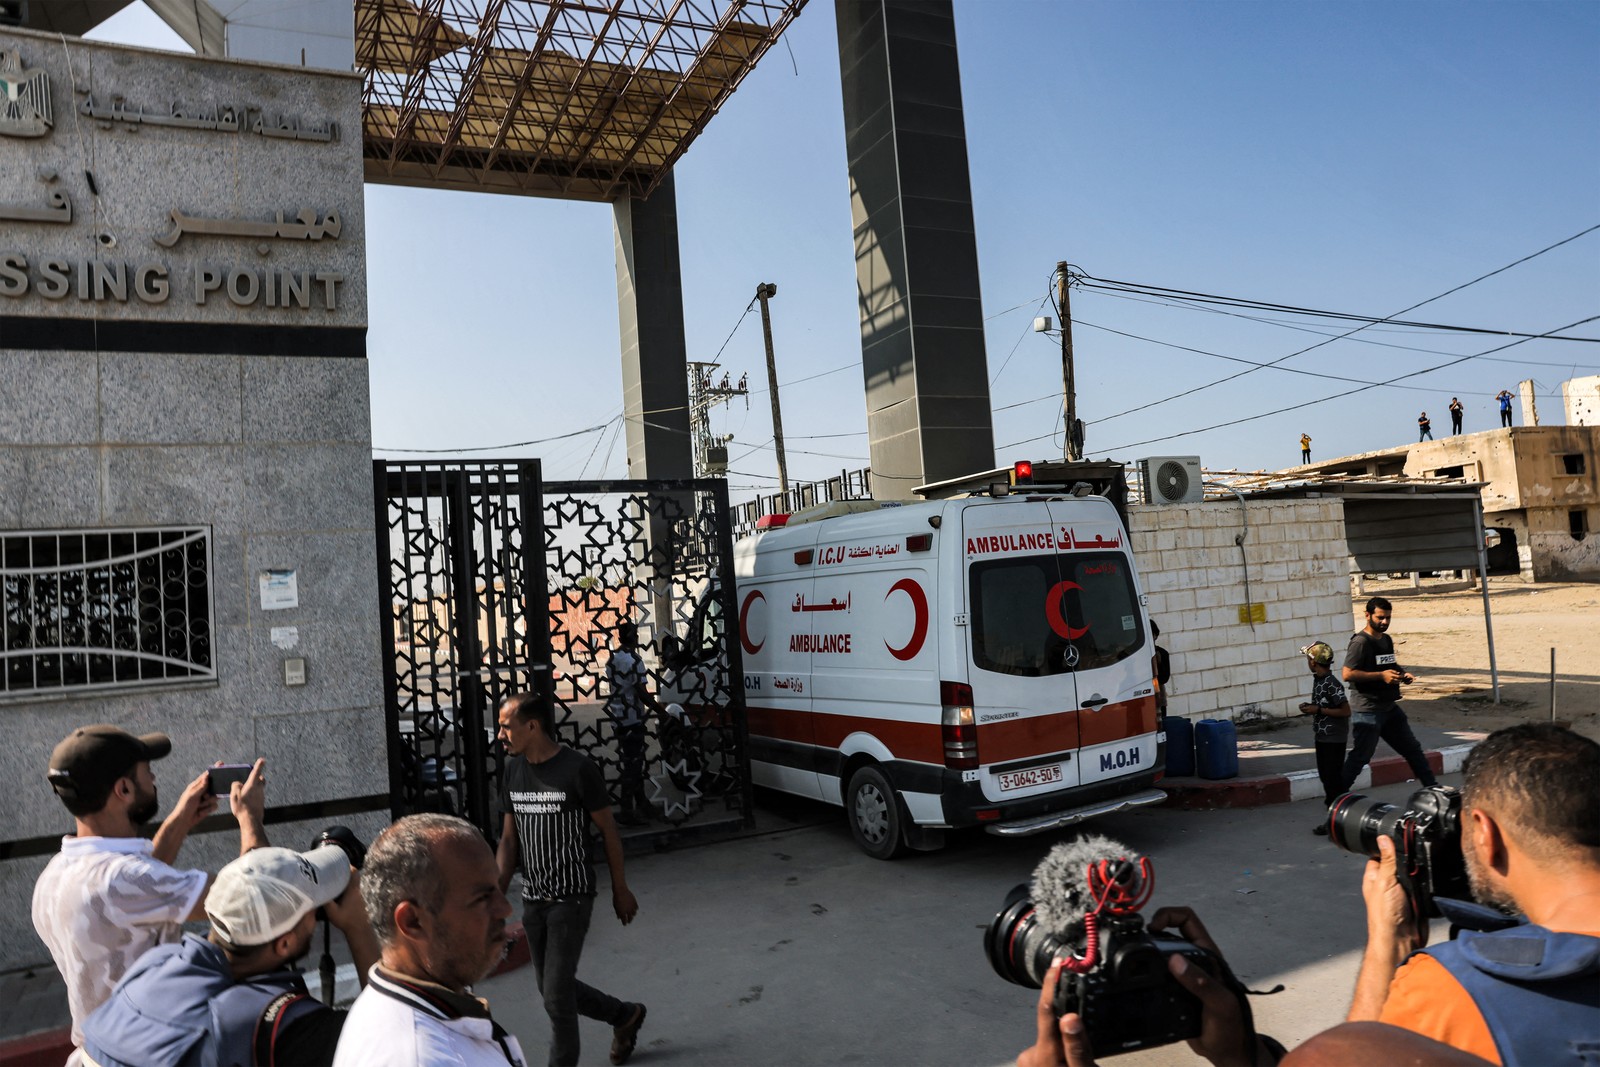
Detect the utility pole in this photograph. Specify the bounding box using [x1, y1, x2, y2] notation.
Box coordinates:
[1057, 261, 1082, 461]
[756, 282, 789, 498]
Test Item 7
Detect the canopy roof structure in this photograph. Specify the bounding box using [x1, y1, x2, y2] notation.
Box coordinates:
[357, 0, 806, 202]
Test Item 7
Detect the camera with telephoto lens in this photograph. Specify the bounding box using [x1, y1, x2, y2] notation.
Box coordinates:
[984, 840, 1221, 1056]
[309, 825, 365, 918]
[1327, 785, 1468, 919]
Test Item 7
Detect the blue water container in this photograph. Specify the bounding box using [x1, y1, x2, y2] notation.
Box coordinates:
[1195, 718, 1239, 780]
[1163, 716, 1195, 777]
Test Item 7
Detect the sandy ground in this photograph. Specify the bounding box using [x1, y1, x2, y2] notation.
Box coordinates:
[1349, 575, 1600, 743]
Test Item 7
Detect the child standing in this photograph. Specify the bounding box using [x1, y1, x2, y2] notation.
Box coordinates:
[1296, 641, 1351, 835]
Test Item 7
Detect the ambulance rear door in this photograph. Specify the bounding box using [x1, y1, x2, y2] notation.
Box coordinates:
[736, 524, 822, 800]
[961, 500, 1083, 801]
[1045, 500, 1158, 787]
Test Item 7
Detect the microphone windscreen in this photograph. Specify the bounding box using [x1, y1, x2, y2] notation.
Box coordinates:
[1030, 833, 1141, 935]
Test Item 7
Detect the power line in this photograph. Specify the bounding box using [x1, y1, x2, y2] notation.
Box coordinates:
[1076, 224, 1600, 425]
[373, 418, 617, 454]
[1097, 313, 1600, 453]
[1083, 286, 1600, 369]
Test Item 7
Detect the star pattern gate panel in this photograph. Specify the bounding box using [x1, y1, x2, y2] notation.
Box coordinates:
[375, 460, 751, 842]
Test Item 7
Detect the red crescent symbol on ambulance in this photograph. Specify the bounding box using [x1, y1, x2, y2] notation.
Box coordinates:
[1045, 580, 1090, 640]
[884, 579, 928, 661]
[739, 590, 765, 655]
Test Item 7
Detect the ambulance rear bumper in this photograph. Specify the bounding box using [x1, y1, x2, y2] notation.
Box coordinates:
[982, 788, 1168, 837]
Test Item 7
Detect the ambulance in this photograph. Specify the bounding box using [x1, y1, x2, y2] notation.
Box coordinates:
[700, 483, 1167, 858]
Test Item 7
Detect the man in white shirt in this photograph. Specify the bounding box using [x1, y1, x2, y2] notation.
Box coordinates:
[31, 724, 267, 1055]
[333, 813, 526, 1067]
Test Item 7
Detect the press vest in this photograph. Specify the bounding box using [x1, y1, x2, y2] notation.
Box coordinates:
[82, 934, 324, 1067]
[1420, 924, 1600, 1066]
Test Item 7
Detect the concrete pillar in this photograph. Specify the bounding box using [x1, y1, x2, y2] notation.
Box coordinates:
[835, 0, 994, 499]
[613, 172, 694, 480]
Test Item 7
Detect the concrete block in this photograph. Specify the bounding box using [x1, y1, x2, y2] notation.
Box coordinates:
[1153, 529, 1179, 551]
[1213, 645, 1246, 668]
[1179, 529, 1206, 550]
[1180, 648, 1215, 673]
[1270, 676, 1304, 702]
[243, 358, 372, 444]
[1254, 523, 1285, 544]
[244, 530, 379, 624]
[253, 705, 387, 802]
[1163, 589, 1196, 613]
[0, 448, 102, 527]
[246, 618, 384, 718]
[103, 445, 248, 533]
[1195, 586, 1227, 609]
[100, 353, 242, 445]
[244, 444, 373, 533]
[0, 352, 97, 445]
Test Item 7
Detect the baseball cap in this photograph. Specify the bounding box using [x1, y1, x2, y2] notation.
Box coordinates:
[206, 846, 351, 947]
[1299, 642, 1334, 666]
[47, 724, 172, 800]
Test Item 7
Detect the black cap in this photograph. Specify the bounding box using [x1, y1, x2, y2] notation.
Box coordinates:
[47, 725, 172, 800]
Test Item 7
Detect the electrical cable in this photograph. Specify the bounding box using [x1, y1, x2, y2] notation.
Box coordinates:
[1096, 313, 1600, 454]
[1073, 224, 1600, 424]
[1083, 287, 1600, 368]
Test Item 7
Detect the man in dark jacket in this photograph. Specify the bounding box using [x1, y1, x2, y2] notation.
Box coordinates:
[82, 843, 378, 1066]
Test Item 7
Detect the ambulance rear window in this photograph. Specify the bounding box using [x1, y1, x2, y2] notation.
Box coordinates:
[970, 552, 1144, 676]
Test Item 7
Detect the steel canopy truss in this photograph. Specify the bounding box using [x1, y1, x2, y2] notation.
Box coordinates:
[358, 0, 806, 202]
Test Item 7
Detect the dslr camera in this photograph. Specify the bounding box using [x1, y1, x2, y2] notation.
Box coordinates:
[309, 825, 366, 918]
[984, 839, 1221, 1056]
[1328, 785, 1468, 918]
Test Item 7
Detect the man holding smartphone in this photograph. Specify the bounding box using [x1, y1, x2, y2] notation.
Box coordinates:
[32, 724, 268, 1060]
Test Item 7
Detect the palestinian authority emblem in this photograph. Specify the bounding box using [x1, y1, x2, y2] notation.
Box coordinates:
[0, 49, 53, 138]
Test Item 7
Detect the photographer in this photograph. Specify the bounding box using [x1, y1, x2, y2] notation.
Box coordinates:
[80, 843, 379, 1066]
[1347, 724, 1600, 1063]
[31, 725, 268, 1054]
[1017, 907, 1285, 1067]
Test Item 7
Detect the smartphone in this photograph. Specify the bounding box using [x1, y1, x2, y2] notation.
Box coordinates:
[208, 763, 254, 796]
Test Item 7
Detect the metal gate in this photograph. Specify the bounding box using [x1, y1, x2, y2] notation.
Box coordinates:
[373, 460, 751, 843]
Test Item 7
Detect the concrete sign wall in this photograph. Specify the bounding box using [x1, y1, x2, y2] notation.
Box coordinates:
[0, 28, 384, 971]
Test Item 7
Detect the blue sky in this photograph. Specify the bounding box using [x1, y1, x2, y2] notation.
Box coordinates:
[92, 1, 1600, 493]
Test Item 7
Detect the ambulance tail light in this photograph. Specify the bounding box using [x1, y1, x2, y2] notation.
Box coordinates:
[940, 681, 978, 769]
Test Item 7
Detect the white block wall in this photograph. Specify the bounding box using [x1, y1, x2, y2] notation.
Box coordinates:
[1128, 499, 1350, 722]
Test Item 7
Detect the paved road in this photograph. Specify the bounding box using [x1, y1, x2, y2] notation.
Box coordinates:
[483, 774, 1451, 1067]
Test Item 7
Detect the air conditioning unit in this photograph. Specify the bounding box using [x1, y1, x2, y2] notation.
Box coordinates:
[1139, 456, 1204, 504]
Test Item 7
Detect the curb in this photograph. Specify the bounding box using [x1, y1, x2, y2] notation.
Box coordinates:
[1160, 743, 1476, 810]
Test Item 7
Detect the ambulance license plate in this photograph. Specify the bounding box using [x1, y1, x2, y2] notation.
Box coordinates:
[997, 764, 1063, 792]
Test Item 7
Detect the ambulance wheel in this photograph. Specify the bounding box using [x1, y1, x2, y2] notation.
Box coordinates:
[847, 765, 907, 860]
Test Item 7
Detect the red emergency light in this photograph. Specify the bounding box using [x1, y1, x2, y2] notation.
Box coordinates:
[1012, 460, 1034, 485]
[755, 513, 791, 529]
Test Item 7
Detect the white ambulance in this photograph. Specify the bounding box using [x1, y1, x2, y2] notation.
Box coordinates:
[693, 488, 1167, 858]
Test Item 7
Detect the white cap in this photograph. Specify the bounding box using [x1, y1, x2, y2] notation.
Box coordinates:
[206, 845, 351, 947]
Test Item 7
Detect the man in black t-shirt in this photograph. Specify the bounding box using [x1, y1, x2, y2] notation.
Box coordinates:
[1338, 597, 1440, 795]
[495, 693, 647, 1067]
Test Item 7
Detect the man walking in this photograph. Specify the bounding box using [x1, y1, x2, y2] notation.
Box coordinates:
[607, 622, 663, 825]
[1300, 433, 1312, 464]
[1496, 388, 1515, 428]
[496, 693, 647, 1067]
[83, 842, 378, 1066]
[1449, 397, 1464, 435]
[1339, 597, 1439, 794]
[1417, 412, 1433, 441]
[32, 725, 267, 1055]
[335, 814, 524, 1066]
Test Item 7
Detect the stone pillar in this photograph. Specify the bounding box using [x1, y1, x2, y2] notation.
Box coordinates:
[835, 0, 995, 499]
[613, 172, 694, 480]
